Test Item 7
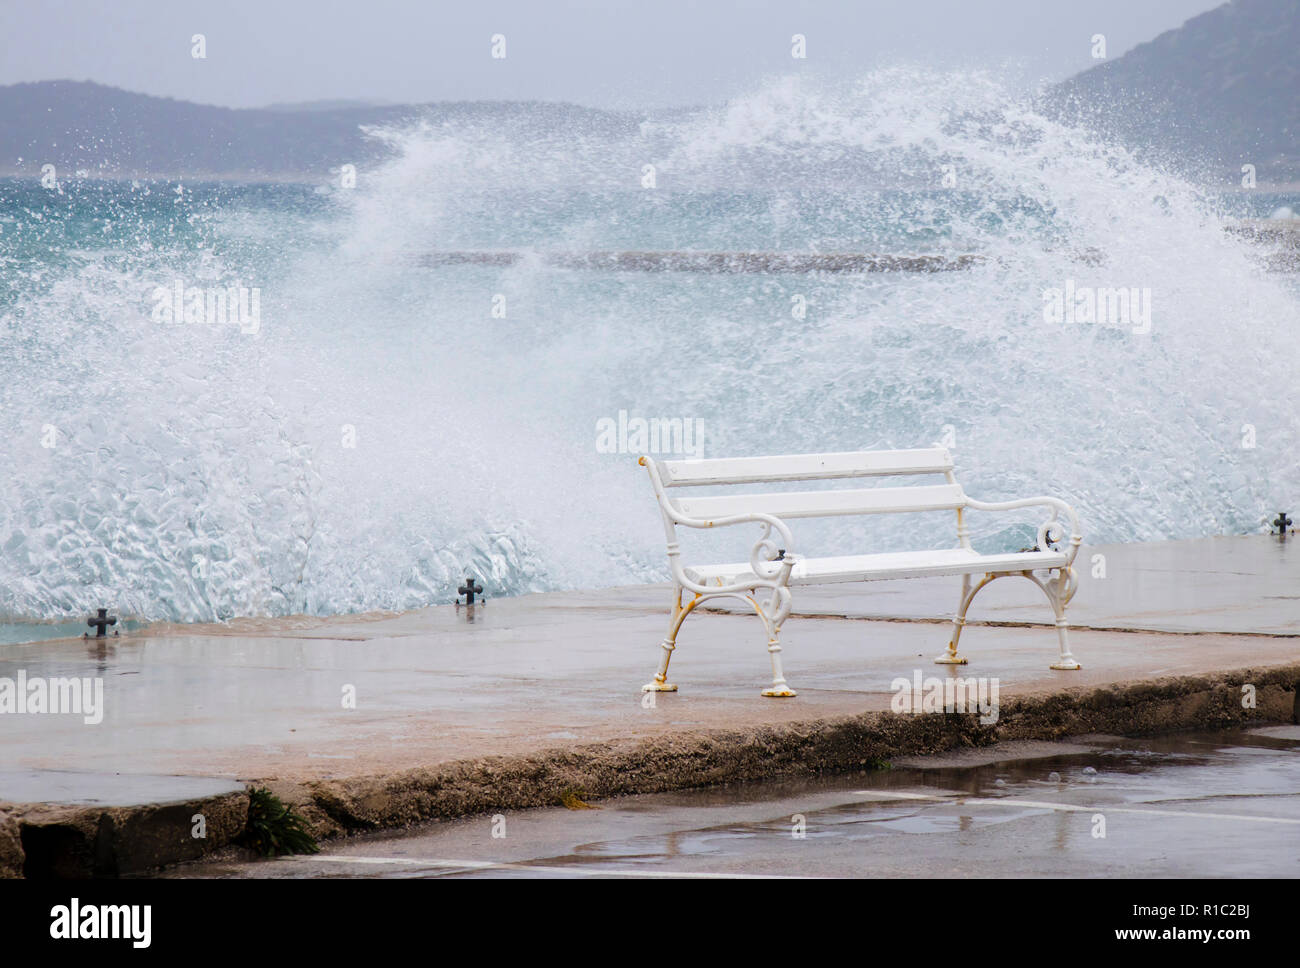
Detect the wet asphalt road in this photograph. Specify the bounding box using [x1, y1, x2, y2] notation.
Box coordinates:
[166, 726, 1300, 879]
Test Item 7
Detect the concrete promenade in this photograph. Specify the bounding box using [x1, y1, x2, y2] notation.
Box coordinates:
[1, 533, 1296, 875]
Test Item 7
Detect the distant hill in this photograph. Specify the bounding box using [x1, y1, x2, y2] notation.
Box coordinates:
[260, 98, 396, 113]
[1045, 0, 1300, 185]
[7, 0, 1300, 189]
[0, 80, 636, 181]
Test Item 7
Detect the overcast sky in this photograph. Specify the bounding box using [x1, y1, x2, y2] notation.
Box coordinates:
[0, 0, 1226, 110]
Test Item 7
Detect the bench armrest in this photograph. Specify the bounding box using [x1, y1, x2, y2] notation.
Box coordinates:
[669, 510, 798, 589]
[640, 455, 799, 593]
[963, 494, 1082, 565]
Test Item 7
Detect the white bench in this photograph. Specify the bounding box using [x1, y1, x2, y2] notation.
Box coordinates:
[638, 447, 1082, 697]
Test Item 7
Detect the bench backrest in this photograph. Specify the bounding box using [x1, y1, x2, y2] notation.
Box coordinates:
[643, 447, 966, 524]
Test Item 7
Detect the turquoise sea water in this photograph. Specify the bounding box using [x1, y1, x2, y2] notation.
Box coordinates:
[2, 71, 1298, 630]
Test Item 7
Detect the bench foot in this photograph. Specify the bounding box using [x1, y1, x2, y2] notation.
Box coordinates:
[761, 685, 797, 698]
[934, 650, 968, 665]
[643, 620, 687, 694]
[1049, 660, 1081, 671]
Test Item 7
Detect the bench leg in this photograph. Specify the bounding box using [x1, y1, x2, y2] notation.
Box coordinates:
[1023, 568, 1081, 670]
[643, 638, 679, 693]
[643, 588, 698, 693]
[754, 588, 796, 697]
[1051, 620, 1080, 670]
[1046, 569, 1081, 671]
[936, 573, 995, 665]
[761, 634, 796, 698]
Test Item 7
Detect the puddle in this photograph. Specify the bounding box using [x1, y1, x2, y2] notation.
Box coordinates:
[170, 727, 1300, 879]
[522, 728, 1300, 878]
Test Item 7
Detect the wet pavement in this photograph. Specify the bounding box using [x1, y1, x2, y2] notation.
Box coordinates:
[164, 726, 1300, 879]
[1, 534, 1297, 795]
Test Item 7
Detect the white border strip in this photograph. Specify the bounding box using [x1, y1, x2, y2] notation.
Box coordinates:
[295, 855, 807, 879]
[853, 790, 1300, 824]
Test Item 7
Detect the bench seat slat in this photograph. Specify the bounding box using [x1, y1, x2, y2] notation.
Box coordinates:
[683, 548, 1069, 586]
[671, 483, 966, 521]
[656, 448, 952, 486]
